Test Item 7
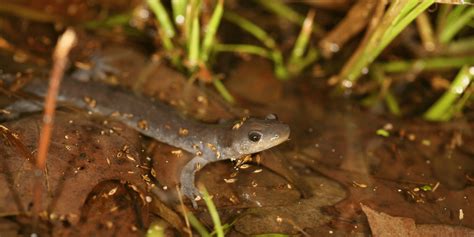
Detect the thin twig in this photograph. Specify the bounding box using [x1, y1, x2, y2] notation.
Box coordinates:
[176, 185, 192, 237]
[33, 28, 76, 225]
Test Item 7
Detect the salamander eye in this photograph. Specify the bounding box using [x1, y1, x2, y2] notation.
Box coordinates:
[248, 131, 263, 142]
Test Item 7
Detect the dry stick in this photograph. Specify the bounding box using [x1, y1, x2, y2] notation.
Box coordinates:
[328, 0, 388, 85]
[415, 12, 436, 52]
[32, 28, 76, 228]
[176, 185, 192, 237]
[319, 0, 378, 58]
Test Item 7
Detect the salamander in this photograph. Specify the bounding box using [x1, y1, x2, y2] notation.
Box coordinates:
[3, 78, 291, 207]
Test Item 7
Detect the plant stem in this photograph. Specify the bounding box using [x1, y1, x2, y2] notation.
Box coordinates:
[214, 44, 271, 58]
[415, 12, 435, 52]
[424, 65, 473, 121]
[147, 0, 176, 38]
[223, 11, 276, 49]
[200, 186, 224, 237]
[445, 37, 474, 54]
[201, 0, 224, 62]
[188, 15, 200, 68]
[213, 79, 235, 104]
[377, 56, 474, 73]
[171, 0, 188, 25]
[337, 0, 435, 85]
[186, 212, 211, 237]
[289, 10, 316, 67]
[255, 0, 304, 24]
[440, 6, 474, 43]
[385, 91, 401, 116]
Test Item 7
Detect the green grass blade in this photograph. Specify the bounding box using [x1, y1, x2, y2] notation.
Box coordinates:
[213, 78, 235, 104]
[171, 0, 188, 25]
[440, 7, 474, 43]
[424, 65, 473, 121]
[146, 221, 165, 237]
[223, 11, 276, 49]
[446, 37, 474, 54]
[289, 10, 316, 70]
[369, 66, 401, 116]
[199, 186, 224, 237]
[147, 0, 177, 60]
[214, 44, 271, 58]
[385, 91, 401, 116]
[377, 56, 474, 72]
[222, 12, 291, 79]
[254, 0, 304, 25]
[201, 0, 224, 62]
[271, 50, 289, 80]
[0, 2, 60, 23]
[435, 4, 451, 36]
[444, 5, 467, 29]
[213, 43, 294, 81]
[392, 0, 418, 26]
[188, 15, 200, 68]
[187, 212, 211, 237]
[288, 47, 318, 75]
[147, 0, 176, 38]
[210, 223, 233, 236]
[184, 0, 201, 43]
[451, 83, 473, 119]
[83, 13, 131, 29]
[253, 234, 289, 237]
[378, 0, 435, 63]
[339, 0, 435, 84]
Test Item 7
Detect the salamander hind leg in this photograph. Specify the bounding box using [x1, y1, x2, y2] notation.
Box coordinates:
[180, 156, 210, 208]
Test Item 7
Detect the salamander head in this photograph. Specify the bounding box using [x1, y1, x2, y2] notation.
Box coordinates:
[228, 114, 290, 156]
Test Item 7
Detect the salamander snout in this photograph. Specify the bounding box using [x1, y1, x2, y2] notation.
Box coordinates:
[231, 116, 290, 155]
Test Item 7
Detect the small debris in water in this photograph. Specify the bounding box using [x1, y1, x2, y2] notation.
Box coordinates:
[137, 119, 149, 130]
[179, 128, 189, 136]
[432, 182, 440, 192]
[383, 123, 393, 130]
[83, 96, 97, 108]
[352, 181, 368, 188]
[376, 129, 390, 137]
[108, 187, 118, 196]
[420, 185, 432, 191]
[145, 196, 152, 203]
[171, 149, 183, 157]
[224, 178, 237, 183]
[253, 169, 263, 173]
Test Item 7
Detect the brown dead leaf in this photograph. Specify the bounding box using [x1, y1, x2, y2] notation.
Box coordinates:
[0, 112, 150, 226]
[233, 175, 345, 235]
[54, 181, 148, 237]
[361, 204, 474, 237]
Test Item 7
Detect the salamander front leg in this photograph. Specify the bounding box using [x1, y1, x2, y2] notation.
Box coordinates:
[180, 156, 210, 208]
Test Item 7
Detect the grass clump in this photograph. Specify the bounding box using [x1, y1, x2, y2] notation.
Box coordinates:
[146, 0, 235, 103]
[221, 9, 318, 80]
